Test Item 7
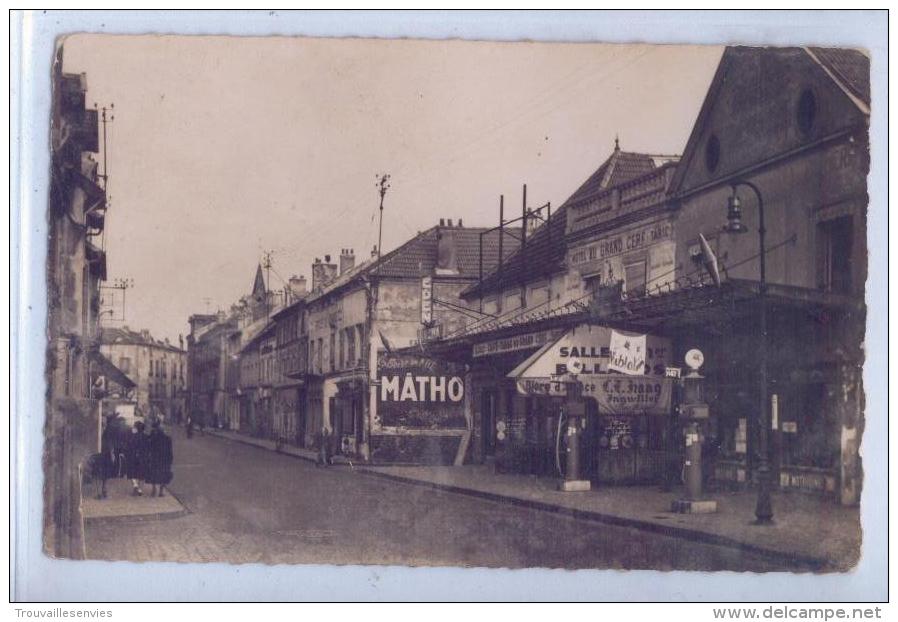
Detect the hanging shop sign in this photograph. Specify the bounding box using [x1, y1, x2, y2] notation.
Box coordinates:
[608, 329, 647, 376]
[376, 351, 466, 429]
[472, 328, 564, 358]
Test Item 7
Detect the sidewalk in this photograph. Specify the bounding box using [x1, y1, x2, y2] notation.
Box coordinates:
[82, 476, 188, 523]
[356, 464, 860, 571]
[202, 429, 860, 571]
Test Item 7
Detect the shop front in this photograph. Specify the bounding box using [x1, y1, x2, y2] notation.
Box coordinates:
[508, 323, 676, 485]
[591, 279, 863, 504]
[333, 375, 366, 457]
[273, 382, 305, 446]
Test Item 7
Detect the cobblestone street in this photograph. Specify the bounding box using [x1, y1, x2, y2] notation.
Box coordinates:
[85, 427, 789, 570]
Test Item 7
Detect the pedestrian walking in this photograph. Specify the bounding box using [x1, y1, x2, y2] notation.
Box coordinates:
[96, 415, 122, 498]
[316, 427, 332, 467]
[186, 414, 194, 439]
[125, 420, 149, 496]
[146, 420, 174, 497]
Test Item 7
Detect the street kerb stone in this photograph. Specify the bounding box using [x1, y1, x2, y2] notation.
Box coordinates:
[82, 477, 189, 524]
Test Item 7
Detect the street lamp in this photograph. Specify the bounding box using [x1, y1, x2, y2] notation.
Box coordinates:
[723, 180, 773, 524]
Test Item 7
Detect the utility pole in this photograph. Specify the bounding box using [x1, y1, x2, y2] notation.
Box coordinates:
[94, 103, 114, 190]
[99, 277, 133, 324]
[375, 173, 391, 270]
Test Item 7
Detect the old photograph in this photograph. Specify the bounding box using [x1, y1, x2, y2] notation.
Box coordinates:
[42, 32, 870, 575]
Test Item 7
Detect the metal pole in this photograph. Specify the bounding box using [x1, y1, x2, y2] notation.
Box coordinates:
[498, 195, 504, 280]
[738, 180, 773, 524]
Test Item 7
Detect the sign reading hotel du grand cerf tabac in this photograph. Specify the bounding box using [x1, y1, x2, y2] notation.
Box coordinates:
[377, 351, 466, 429]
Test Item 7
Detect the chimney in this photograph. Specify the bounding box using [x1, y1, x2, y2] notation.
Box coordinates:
[289, 274, 307, 297]
[458, 218, 463, 227]
[140, 329, 151, 342]
[179, 334, 184, 350]
[371, 245, 378, 258]
[436, 227, 458, 273]
[312, 256, 339, 291]
[447, 218, 453, 227]
[340, 248, 356, 275]
[439, 218, 445, 227]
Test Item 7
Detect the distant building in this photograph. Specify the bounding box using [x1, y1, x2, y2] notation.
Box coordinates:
[99, 326, 187, 423]
[186, 264, 285, 429]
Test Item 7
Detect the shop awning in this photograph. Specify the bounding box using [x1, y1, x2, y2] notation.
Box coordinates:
[90, 351, 136, 390]
[507, 322, 675, 415]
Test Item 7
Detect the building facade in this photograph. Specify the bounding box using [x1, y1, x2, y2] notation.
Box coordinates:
[427, 46, 869, 506]
[100, 327, 187, 423]
[658, 46, 869, 504]
[45, 45, 109, 558]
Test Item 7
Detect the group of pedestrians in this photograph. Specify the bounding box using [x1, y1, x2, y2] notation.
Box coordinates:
[98, 416, 174, 498]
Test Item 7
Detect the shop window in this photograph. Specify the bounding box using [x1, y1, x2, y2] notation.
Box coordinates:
[329, 332, 336, 372]
[338, 330, 345, 369]
[781, 383, 838, 469]
[347, 326, 356, 367]
[624, 260, 647, 296]
[817, 216, 853, 294]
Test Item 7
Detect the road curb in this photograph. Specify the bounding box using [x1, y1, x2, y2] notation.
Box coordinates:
[83, 489, 191, 526]
[204, 429, 319, 463]
[351, 468, 832, 572]
[202, 427, 833, 571]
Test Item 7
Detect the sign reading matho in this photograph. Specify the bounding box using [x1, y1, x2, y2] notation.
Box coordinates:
[377, 351, 466, 429]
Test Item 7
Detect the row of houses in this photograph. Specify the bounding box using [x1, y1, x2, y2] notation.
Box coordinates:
[187, 46, 869, 505]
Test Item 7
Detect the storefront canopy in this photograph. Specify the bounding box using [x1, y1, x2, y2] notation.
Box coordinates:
[508, 323, 674, 415]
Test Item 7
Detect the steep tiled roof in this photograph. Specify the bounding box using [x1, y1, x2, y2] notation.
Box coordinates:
[808, 47, 870, 107]
[374, 226, 520, 279]
[563, 148, 660, 209]
[305, 225, 520, 305]
[463, 146, 665, 298]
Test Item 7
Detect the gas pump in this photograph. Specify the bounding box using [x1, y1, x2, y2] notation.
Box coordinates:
[671, 349, 718, 514]
[556, 371, 591, 492]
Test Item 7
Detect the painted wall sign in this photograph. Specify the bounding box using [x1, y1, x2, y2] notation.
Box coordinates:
[472, 329, 563, 358]
[516, 374, 673, 415]
[568, 220, 674, 275]
[584, 375, 673, 415]
[420, 276, 433, 325]
[377, 351, 466, 428]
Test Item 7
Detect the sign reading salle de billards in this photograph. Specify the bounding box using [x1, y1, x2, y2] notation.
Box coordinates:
[377, 351, 466, 429]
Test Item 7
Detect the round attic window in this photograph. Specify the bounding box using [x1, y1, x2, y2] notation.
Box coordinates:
[705, 134, 721, 173]
[797, 88, 817, 136]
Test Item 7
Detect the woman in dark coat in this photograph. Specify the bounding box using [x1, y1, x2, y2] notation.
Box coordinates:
[125, 420, 149, 495]
[146, 420, 174, 497]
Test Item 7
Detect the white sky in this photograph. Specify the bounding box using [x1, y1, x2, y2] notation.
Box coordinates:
[62, 35, 722, 342]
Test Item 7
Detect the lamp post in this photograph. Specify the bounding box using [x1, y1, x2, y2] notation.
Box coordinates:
[723, 180, 773, 524]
